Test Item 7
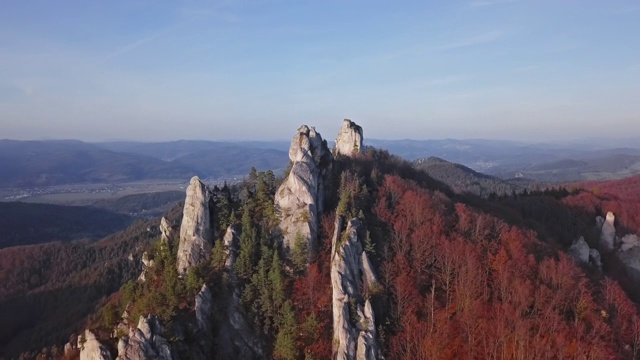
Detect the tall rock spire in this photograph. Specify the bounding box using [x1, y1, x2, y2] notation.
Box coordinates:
[275, 125, 332, 257]
[177, 176, 212, 274]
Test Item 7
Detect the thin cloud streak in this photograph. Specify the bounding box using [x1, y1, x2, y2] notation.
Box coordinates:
[437, 31, 503, 51]
[107, 31, 166, 59]
[470, 0, 519, 7]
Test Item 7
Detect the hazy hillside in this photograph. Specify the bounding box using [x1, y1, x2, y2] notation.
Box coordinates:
[172, 147, 289, 178]
[0, 140, 199, 187]
[96, 140, 290, 162]
[413, 156, 538, 196]
[0, 202, 134, 248]
[89, 190, 184, 216]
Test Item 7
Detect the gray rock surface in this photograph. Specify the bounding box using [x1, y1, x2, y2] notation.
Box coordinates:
[331, 216, 379, 360]
[138, 252, 155, 282]
[195, 284, 212, 331]
[568, 236, 590, 264]
[79, 330, 112, 360]
[223, 225, 240, 270]
[116, 315, 172, 360]
[621, 234, 640, 251]
[275, 125, 331, 256]
[334, 119, 364, 157]
[160, 217, 175, 244]
[177, 176, 212, 274]
[598, 212, 617, 250]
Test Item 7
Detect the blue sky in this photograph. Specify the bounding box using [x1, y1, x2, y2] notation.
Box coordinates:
[0, 0, 639, 141]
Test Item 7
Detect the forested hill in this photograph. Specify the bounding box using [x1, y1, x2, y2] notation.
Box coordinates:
[414, 156, 540, 196]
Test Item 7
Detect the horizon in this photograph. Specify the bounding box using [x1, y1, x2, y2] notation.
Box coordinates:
[1, 1, 639, 141]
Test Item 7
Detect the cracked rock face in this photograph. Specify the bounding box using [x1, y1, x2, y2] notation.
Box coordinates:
[177, 176, 212, 274]
[79, 330, 112, 360]
[223, 224, 240, 270]
[334, 119, 363, 157]
[331, 216, 378, 360]
[116, 315, 172, 360]
[275, 125, 331, 257]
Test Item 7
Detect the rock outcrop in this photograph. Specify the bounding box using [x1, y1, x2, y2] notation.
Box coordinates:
[195, 284, 212, 331]
[331, 216, 379, 360]
[223, 224, 240, 269]
[334, 119, 364, 157]
[597, 212, 617, 250]
[275, 125, 332, 256]
[177, 176, 212, 274]
[160, 217, 175, 244]
[79, 330, 112, 360]
[137, 252, 155, 282]
[116, 315, 172, 360]
[567, 236, 602, 270]
[568, 236, 590, 264]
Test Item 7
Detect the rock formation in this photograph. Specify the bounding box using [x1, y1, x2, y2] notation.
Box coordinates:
[597, 211, 617, 250]
[195, 284, 212, 331]
[334, 119, 364, 157]
[223, 224, 240, 269]
[79, 330, 112, 360]
[567, 236, 602, 270]
[331, 216, 379, 360]
[568, 236, 590, 264]
[621, 234, 640, 251]
[275, 125, 332, 256]
[177, 176, 212, 274]
[137, 252, 155, 282]
[160, 217, 175, 244]
[116, 315, 172, 360]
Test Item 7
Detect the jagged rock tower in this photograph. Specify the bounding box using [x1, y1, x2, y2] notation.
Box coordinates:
[177, 176, 213, 274]
[331, 217, 379, 360]
[334, 119, 363, 156]
[275, 125, 332, 257]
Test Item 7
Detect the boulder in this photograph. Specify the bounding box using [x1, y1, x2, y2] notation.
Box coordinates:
[177, 176, 212, 274]
[334, 119, 364, 157]
[275, 125, 331, 257]
[79, 330, 112, 360]
[331, 216, 379, 360]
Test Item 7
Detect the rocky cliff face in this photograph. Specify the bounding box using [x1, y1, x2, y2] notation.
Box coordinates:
[116, 315, 172, 360]
[177, 176, 212, 274]
[331, 216, 379, 360]
[79, 330, 112, 360]
[223, 224, 240, 269]
[567, 236, 601, 270]
[195, 284, 212, 331]
[275, 125, 332, 256]
[334, 119, 363, 157]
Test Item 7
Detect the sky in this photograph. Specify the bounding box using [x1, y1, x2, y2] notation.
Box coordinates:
[0, 0, 639, 142]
